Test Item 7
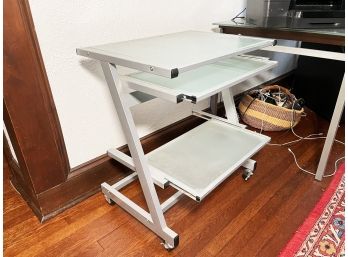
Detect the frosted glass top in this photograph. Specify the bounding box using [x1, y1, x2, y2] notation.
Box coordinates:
[77, 31, 274, 76]
[146, 120, 270, 200]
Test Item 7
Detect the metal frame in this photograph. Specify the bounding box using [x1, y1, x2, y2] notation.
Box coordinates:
[107, 148, 169, 188]
[192, 109, 246, 128]
[262, 45, 345, 181]
[76, 32, 280, 249]
[262, 45, 345, 61]
[98, 59, 269, 249]
[221, 87, 240, 124]
[315, 75, 345, 180]
[100, 62, 178, 249]
[74, 30, 342, 252]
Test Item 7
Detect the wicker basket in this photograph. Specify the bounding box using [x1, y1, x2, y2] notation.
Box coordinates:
[238, 85, 304, 131]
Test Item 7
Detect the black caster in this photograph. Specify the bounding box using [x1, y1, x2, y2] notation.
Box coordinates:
[161, 235, 179, 251]
[242, 168, 254, 181]
[104, 195, 115, 205]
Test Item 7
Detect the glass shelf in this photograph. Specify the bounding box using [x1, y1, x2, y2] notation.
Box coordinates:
[77, 31, 275, 78]
[122, 56, 277, 103]
[146, 120, 270, 201]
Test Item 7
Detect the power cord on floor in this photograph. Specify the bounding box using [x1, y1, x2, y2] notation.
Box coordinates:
[269, 125, 344, 178]
[253, 89, 345, 178]
[288, 148, 344, 177]
[270, 125, 345, 178]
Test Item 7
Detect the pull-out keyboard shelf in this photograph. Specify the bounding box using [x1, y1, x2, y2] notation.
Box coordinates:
[146, 120, 270, 201]
[122, 56, 277, 103]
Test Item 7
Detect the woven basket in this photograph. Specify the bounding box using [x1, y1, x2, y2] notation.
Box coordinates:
[238, 85, 304, 131]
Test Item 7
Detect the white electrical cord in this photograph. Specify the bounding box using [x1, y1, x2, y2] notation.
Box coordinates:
[268, 133, 345, 147]
[288, 148, 344, 177]
[267, 132, 324, 146]
[255, 88, 345, 178]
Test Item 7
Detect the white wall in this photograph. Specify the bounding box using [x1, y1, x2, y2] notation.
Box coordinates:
[28, 0, 247, 168]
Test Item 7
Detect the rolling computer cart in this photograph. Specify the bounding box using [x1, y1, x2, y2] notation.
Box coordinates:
[77, 31, 277, 249]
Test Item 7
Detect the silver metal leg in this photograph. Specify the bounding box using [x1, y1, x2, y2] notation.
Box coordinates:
[241, 158, 257, 181]
[107, 148, 169, 188]
[222, 86, 257, 180]
[192, 109, 246, 128]
[315, 75, 345, 181]
[242, 159, 256, 171]
[100, 62, 178, 249]
[262, 45, 345, 61]
[161, 191, 184, 213]
[262, 44, 345, 181]
[111, 172, 138, 190]
[221, 88, 239, 123]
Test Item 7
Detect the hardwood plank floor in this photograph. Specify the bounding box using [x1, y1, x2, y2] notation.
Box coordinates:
[4, 108, 344, 257]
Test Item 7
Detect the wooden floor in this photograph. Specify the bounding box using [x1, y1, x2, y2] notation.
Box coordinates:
[4, 108, 345, 257]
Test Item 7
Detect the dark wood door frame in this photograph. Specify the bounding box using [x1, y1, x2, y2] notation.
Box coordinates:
[4, 0, 70, 219]
[4, 0, 133, 221]
[4, 0, 70, 193]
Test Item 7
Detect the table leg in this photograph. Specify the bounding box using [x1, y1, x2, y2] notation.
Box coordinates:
[315, 74, 345, 181]
[100, 62, 178, 248]
[221, 88, 239, 123]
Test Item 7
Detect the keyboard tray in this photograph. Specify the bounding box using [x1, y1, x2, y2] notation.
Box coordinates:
[146, 120, 270, 201]
[122, 56, 277, 103]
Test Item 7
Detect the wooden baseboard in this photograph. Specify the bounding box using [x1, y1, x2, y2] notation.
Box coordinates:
[35, 115, 204, 221]
[6, 74, 293, 221]
[3, 133, 44, 220]
[9, 169, 45, 221]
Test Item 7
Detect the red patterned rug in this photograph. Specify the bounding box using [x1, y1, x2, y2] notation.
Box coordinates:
[279, 164, 345, 257]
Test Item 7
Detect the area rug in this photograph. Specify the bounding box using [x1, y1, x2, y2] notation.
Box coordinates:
[279, 164, 345, 257]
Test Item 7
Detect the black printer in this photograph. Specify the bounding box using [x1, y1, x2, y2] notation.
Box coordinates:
[246, 0, 345, 28]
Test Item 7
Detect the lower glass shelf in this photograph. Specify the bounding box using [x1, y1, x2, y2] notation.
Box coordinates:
[146, 120, 270, 201]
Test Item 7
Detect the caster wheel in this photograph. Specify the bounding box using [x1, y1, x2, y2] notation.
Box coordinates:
[104, 195, 115, 205]
[161, 236, 178, 251]
[242, 169, 253, 181]
[161, 242, 175, 251]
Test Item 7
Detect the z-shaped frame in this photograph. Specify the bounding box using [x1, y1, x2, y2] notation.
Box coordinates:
[100, 62, 179, 249]
[99, 61, 259, 249]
